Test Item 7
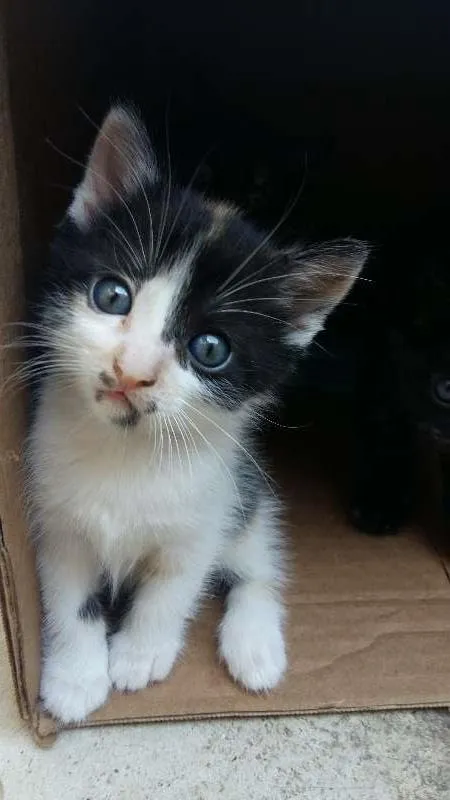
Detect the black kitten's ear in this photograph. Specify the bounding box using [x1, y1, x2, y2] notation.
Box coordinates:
[284, 238, 370, 348]
[69, 105, 158, 229]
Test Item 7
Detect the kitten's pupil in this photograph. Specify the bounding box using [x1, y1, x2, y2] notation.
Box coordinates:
[92, 277, 132, 316]
[188, 333, 231, 371]
[432, 375, 450, 406]
[205, 340, 215, 359]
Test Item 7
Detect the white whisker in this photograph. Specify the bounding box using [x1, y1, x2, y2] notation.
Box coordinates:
[167, 414, 182, 479]
[218, 268, 370, 304]
[178, 409, 246, 523]
[216, 254, 284, 303]
[157, 412, 165, 474]
[215, 169, 308, 297]
[157, 148, 214, 266]
[154, 111, 173, 265]
[162, 415, 173, 478]
[78, 106, 155, 268]
[172, 413, 193, 482]
[180, 399, 276, 497]
[216, 308, 294, 328]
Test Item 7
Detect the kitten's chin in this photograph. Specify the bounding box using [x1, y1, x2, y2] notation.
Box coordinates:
[93, 395, 141, 429]
[111, 408, 141, 429]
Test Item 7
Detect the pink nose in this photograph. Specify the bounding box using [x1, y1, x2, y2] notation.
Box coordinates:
[118, 375, 156, 392]
[113, 359, 156, 392]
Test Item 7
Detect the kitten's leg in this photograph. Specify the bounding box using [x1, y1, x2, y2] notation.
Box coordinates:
[219, 496, 287, 692]
[108, 542, 213, 691]
[38, 533, 110, 723]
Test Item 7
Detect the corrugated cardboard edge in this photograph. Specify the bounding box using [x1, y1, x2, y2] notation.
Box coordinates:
[0, 524, 29, 722]
[34, 701, 450, 741]
[0, 11, 29, 727]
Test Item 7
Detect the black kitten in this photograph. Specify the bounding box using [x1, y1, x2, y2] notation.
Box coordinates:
[296, 208, 450, 535]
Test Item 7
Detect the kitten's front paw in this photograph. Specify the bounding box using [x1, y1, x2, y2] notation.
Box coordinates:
[40, 652, 111, 723]
[219, 606, 287, 693]
[109, 629, 182, 691]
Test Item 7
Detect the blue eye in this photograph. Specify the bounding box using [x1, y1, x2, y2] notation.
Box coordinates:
[91, 277, 132, 315]
[188, 333, 231, 371]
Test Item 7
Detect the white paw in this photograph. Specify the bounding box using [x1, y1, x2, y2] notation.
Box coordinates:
[40, 649, 111, 723]
[109, 629, 182, 692]
[219, 603, 287, 692]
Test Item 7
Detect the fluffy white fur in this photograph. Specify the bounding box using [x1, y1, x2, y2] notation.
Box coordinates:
[28, 272, 286, 723]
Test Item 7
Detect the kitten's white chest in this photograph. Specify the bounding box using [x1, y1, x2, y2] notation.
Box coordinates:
[76, 450, 205, 536]
[31, 402, 233, 563]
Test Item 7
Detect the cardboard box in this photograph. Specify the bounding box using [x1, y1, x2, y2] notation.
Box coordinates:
[1, 1, 450, 743]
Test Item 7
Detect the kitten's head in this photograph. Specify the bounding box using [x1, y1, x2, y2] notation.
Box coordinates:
[38, 105, 368, 431]
[426, 357, 450, 451]
[396, 341, 450, 455]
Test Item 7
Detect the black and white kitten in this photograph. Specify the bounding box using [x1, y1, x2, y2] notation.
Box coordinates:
[26, 106, 367, 723]
[347, 221, 450, 534]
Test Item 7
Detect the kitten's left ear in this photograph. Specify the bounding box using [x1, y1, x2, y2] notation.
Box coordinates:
[69, 105, 158, 229]
[284, 238, 370, 347]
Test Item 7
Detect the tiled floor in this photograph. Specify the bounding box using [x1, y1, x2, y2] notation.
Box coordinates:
[1, 621, 449, 800]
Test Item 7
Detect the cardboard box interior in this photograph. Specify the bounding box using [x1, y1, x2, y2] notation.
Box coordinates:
[1, 0, 450, 742]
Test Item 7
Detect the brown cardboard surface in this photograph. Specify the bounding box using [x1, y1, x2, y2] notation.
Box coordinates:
[30, 444, 449, 734]
[1, 0, 450, 742]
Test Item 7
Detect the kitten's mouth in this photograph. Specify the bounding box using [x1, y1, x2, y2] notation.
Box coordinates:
[95, 388, 157, 425]
[105, 389, 129, 404]
[96, 388, 142, 428]
[96, 387, 137, 417]
[96, 387, 131, 406]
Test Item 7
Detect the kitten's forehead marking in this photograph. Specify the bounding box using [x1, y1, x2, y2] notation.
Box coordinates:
[112, 260, 192, 382]
[129, 262, 189, 339]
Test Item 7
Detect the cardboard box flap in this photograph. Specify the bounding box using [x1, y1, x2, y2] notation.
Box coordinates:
[0, 21, 41, 725]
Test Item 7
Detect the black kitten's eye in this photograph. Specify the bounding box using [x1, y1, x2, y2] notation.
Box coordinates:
[91, 277, 132, 315]
[432, 375, 450, 406]
[188, 333, 231, 371]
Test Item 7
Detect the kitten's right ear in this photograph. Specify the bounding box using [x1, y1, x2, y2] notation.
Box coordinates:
[69, 105, 158, 229]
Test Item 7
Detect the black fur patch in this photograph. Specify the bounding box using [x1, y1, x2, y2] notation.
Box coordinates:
[97, 573, 140, 635]
[77, 573, 141, 633]
[233, 444, 268, 523]
[112, 406, 141, 428]
[78, 594, 103, 621]
[210, 568, 238, 600]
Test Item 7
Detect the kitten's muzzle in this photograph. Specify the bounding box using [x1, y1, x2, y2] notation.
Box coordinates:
[97, 366, 156, 408]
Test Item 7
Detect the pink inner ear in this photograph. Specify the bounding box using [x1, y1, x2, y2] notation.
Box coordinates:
[80, 196, 95, 224]
[83, 116, 136, 208]
[69, 106, 156, 228]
